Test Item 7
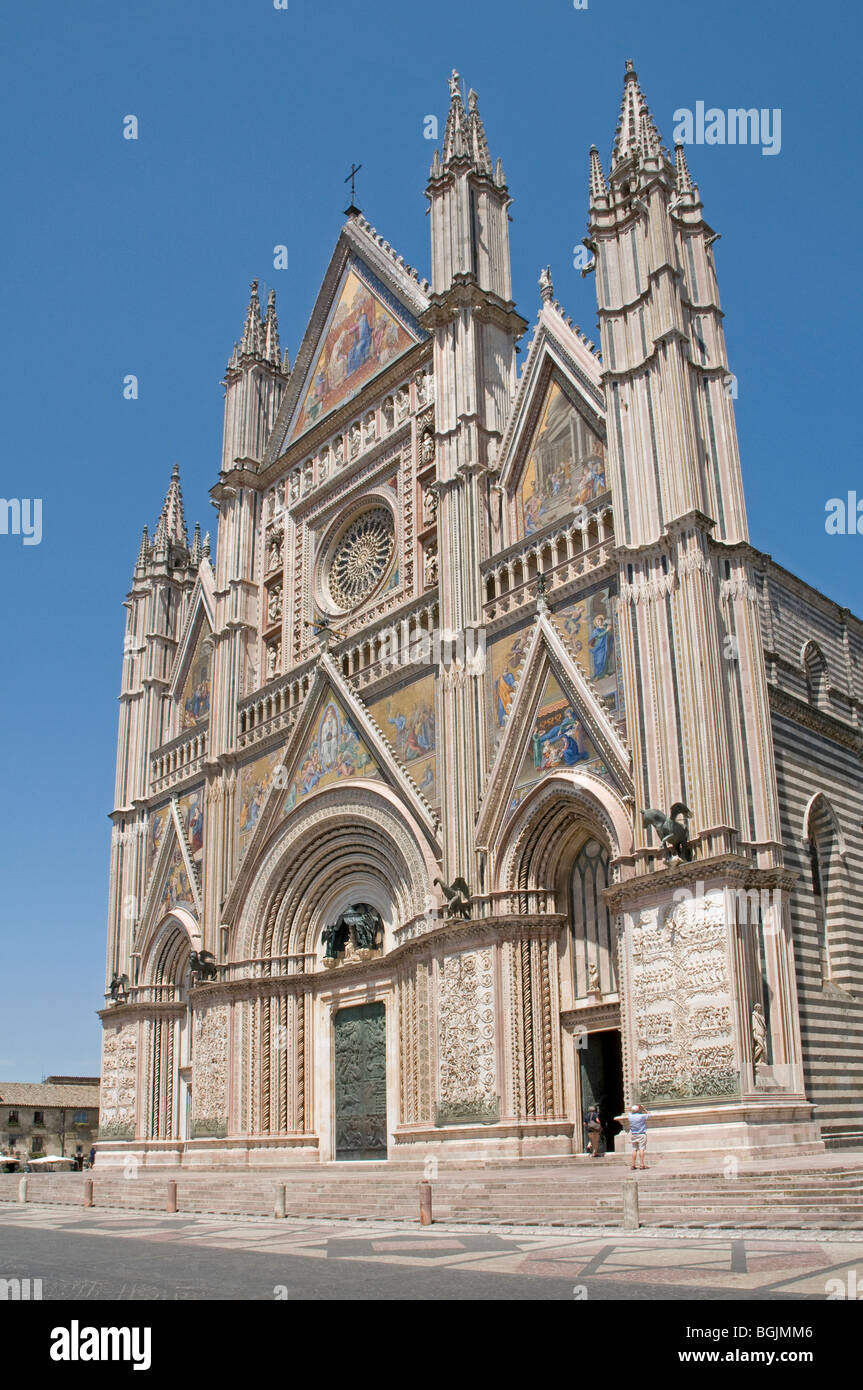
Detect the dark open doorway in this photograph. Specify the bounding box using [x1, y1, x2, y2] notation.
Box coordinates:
[579, 1029, 624, 1155]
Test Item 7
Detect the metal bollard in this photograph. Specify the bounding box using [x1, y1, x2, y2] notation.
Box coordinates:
[17, 1177, 27, 1204]
[166, 1180, 178, 1214]
[622, 1177, 639, 1230]
[83, 1179, 94, 1209]
[419, 1180, 433, 1226]
[274, 1185, 286, 1220]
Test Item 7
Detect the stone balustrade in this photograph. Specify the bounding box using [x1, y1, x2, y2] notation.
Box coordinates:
[237, 673, 311, 747]
[335, 598, 440, 690]
[481, 502, 614, 622]
[394, 887, 560, 946]
[150, 725, 208, 795]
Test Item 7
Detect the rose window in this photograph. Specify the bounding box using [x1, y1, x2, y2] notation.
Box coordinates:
[327, 507, 395, 609]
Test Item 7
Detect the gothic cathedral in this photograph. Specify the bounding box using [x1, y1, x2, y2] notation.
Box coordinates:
[99, 65, 863, 1166]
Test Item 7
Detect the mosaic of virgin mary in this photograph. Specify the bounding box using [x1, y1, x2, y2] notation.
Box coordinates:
[295, 270, 413, 436]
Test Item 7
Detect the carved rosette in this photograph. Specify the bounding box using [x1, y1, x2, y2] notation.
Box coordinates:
[630, 892, 737, 1103]
[99, 1021, 138, 1139]
[192, 1005, 229, 1138]
[436, 948, 497, 1121]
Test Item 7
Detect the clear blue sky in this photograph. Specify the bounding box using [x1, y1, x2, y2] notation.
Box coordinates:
[0, 0, 858, 1079]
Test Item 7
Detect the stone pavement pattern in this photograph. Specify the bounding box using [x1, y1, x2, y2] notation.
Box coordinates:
[2, 1204, 861, 1299]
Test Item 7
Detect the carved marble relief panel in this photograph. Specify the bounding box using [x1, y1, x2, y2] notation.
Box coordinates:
[630, 891, 738, 1104]
[436, 948, 497, 1124]
[192, 1004, 229, 1138]
[99, 1021, 138, 1139]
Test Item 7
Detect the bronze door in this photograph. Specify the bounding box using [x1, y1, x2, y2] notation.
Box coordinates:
[334, 1002, 387, 1160]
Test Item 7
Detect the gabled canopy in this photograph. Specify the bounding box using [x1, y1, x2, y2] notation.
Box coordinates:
[496, 296, 606, 545]
[477, 606, 631, 853]
[222, 653, 441, 921]
[264, 217, 430, 464]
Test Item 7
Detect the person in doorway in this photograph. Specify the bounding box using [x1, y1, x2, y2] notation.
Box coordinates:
[585, 1104, 603, 1158]
[628, 1103, 650, 1169]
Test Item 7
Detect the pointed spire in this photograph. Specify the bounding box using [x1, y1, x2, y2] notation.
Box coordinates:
[202, 532, 211, 560]
[466, 88, 492, 176]
[612, 59, 662, 167]
[442, 69, 468, 164]
[493, 156, 506, 188]
[156, 463, 188, 550]
[589, 144, 608, 202]
[438, 70, 494, 176]
[674, 141, 694, 194]
[240, 279, 263, 357]
[190, 521, 203, 568]
[263, 288, 280, 367]
[135, 526, 150, 575]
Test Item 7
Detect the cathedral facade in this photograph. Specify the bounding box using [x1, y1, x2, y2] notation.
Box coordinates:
[98, 65, 863, 1167]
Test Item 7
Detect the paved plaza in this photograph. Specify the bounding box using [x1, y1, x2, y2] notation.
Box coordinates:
[2, 1203, 859, 1301]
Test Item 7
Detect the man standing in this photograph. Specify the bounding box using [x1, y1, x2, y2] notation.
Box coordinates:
[628, 1103, 650, 1170]
[584, 1104, 602, 1158]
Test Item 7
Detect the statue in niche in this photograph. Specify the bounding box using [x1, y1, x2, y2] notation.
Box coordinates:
[751, 1002, 768, 1064]
[588, 961, 601, 994]
[289, 472, 300, 502]
[641, 803, 693, 863]
[420, 430, 435, 466]
[364, 413, 377, 445]
[333, 435, 344, 465]
[396, 386, 410, 423]
[302, 461, 313, 491]
[322, 922, 348, 965]
[424, 547, 438, 587]
[341, 904, 383, 957]
[423, 485, 438, 524]
[349, 423, 361, 458]
[321, 907, 381, 964]
[266, 639, 281, 681]
[267, 531, 283, 570]
[383, 397, 395, 432]
[318, 447, 329, 481]
[267, 585, 282, 624]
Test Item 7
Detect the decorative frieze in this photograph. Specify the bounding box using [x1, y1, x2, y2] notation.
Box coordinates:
[436, 948, 497, 1123]
[99, 1021, 138, 1140]
[192, 1004, 229, 1138]
[630, 891, 738, 1104]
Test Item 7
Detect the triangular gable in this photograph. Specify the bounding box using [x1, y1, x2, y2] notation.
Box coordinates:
[138, 796, 202, 949]
[265, 220, 430, 462]
[514, 374, 608, 539]
[477, 608, 631, 850]
[223, 653, 440, 919]
[169, 569, 215, 730]
[497, 305, 607, 539]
